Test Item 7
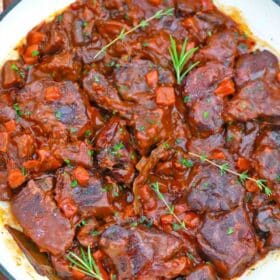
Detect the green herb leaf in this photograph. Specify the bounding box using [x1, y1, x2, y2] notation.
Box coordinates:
[31, 50, 40, 57]
[71, 179, 78, 188]
[180, 158, 194, 168]
[239, 171, 249, 184]
[219, 163, 229, 176]
[227, 227, 234, 235]
[91, 230, 100, 236]
[13, 103, 22, 118]
[203, 111, 209, 119]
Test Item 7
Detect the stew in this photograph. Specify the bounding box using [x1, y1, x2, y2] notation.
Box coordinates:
[0, 0, 279, 279]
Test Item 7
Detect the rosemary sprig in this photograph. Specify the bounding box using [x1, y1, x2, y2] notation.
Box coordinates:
[169, 36, 200, 85]
[188, 152, 272, 196]
[150, 182, 186, 230]
[66, 246, 103, 280]
[94, 8, 174, 59]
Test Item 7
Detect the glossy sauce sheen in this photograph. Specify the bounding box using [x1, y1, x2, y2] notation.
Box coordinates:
[0, 0, 280, 279]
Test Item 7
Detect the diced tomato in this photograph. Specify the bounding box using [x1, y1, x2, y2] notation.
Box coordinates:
[8, 169, 26, 189]
[44, 86, 61, 101]
[155, 86, 176, 106]
[4, 120, 16, 133]
[215, 79, 235, 96]
[27, 31, 45, 45]
[23, 44, 40, 64]
[0, 132, 8, 152]
[236, 157, 250, 171]
[145, 70, 158, 88]
[210, 150, 226, 160]
[147, 0, 161, 6]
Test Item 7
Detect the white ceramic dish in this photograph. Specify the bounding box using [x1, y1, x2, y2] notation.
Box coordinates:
[0, 0, 279, 279]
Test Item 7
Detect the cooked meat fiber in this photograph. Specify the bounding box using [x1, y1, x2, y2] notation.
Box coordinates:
[11, 180, 74, 255]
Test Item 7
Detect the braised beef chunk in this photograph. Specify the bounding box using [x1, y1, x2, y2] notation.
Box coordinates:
[11, 180, 74, 255]
[197, 207, 257, 278]
[1, 0, 280, 279]
[235, 50, 279, 88]
[185, 264, 217, 280]
[255, 205, 280, 249]
[95, 117, 136, 184]
[100, 225, 184, 279]
[186, 165, 244, 212]
[55, 169, 114, 218]
[225, 80, 280, 122]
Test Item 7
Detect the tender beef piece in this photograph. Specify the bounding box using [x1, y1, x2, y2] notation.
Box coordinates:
[235, 50, 279, 88]
[77, 218, 99, 247]
[83, 69, 133, 118]
[53, 141, 93, 168]
[225, 80, 280, 123]
[185, 10, 236, 42]
[39, 51, 81, 81]
[195, 30, 238, 66]
[183, 62, 233, 102]
[1, 60, 24, 89]
[197, 207, 257, 278]
[94, 117, 136, 184]
[185, 264, 217, 280]
[186, 165, 244, 212]
[113, 59, 173, 101]
[11, 180, 74, 255]
[55, 169, 114, 218]
[226, 121, 259, 159]
[255, 205, 280, 250]
[253, 130, 280, 188]
[177, 0, 203, 16]
[51, 255, 73, 279]
[99, 225, 184, 280]
[188, 95, 224, 135]
[0, 101, 16, 123]
[15, 79, 91, 138]
[12, 133, 35, 159]
[76, 40, 103, 64]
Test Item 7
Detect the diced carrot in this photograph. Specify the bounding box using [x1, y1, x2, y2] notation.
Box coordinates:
[210, 150, 226, 160]
[148, 0, 161, 6]
[44, 86, 61, 101]
[23, 160, 40, 170]
[155, 86, 176, 106]
[145, 69, 158, 88]
[182, 212, 200, 228]
[4, 120, 16, 133]
[236, 157, 250, 171]
[215, 79, 235, 96]
[8, 169, 26, 189]
[27, 31, 45, 45]
[72, 166, 90, 186]
[0, 132, 8, 152]
[71, 269, 85, 279]
[60, 198, 78, 218]
[23, 44, 40, 64]
[186, 41, 196, 51]
[174, 203, 188, 215]
[138, 184, 157, 210]
[123, 205, 135, 219]
[277, 72, 280, 82]
[245, 180, 259, 193]
[160, 214, 173, 225]
[202, 0, 214, 11]
[93, 251, 109, 280]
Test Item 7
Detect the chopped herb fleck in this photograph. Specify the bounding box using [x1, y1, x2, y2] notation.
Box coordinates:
[203, 111, 209, 119]
[84, 130, 91, 137]
[69, 127, 77, 134]
[201, 182, 209, 190]
[138, 126, 145, 132]
[111, 142, 124, 155]
[176, 138, 183, 144]
[21, 167, 27, 176]
[180, 158, 194, 168]
[64, 159, 72, 166]
[93, 75, 100, 83]
[71, 179, 78, 188]
[55, 110, 62, 120]
[227, 227, 234, 235]
[142, 42, 149, 47]
[187, 252, 196, 262]
[91, 230, 100, 236]
[183, 96, 190, 103]
[31, 50, 40, 57]
[87, 150, 94, 156]
[13, 103, 22, 118]
[130, 221, 138, 227]
[57, 14, 63, 23]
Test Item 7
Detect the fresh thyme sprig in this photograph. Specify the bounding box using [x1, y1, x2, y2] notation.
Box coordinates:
[169, 36, 200, 85]
[66, 246, 103, 280]
[94, 8, 174, 59]
[150, 182, 186, 230]
[188, 152, 272, 196]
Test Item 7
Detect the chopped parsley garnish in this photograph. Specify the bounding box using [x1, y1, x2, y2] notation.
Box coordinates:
[183, 96, 190, 103]
[64, 159, 72, 166]
[55, 110, 62, 120]
[13, 103, 22, 118]
[130, 221, 138, 227]
[21, 167, 27, 176]
[180, 158, 194, 168]
[226, 227, 234, 235]
[71, 179, 78, 188]
[57, 14, 63, 23]
[93, 75, 100, 83]
[203, 111, 209, 119]
[31, 50, 40, 57]
[111, 142, 124, 155]
[91, 230, 100, 236]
